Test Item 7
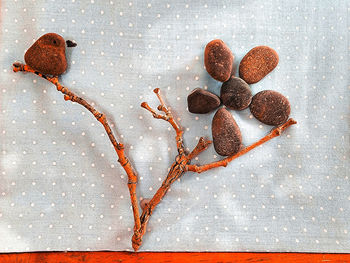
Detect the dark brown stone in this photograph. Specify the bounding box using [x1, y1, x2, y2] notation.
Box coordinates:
[204, 39, 234, 82]
[24, 33, 67, 76]
[187, 88, 221, 114]
[239, 46, 279, 84]
[250, 90, 291, 126]
[220, 77, 252, 110]
[66, 40, 77, 47]
[212, 108, 242, 156]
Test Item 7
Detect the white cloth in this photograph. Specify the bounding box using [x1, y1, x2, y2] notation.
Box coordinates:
[0, 0, 349, 252]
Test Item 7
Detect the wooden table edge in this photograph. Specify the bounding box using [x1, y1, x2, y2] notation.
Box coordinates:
[0, 251, 349, 262]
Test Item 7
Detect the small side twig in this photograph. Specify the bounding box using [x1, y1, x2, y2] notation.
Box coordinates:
[187, 137, 212, 160]
[186, 118, 297, 173]
[142, 88, 185, 155]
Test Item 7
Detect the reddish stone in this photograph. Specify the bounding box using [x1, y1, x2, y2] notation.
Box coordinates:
[25, 33, 67, 75]
[239, 46, 278, 84]
[204, 39, 234, 82]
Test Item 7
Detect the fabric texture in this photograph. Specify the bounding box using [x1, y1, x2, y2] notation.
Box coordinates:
[0, 0, 349, 252]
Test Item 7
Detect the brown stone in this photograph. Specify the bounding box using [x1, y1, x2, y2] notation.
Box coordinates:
[239, 46, 278, 84]
[24, 33, 67, 76]
[220, 77, 252, 110]
[204, 39, 234, 82]
[187, 88, 221, 114]
[66, 40, 77, 47]
[212, 108, 242, 156]
[250, 90, 291, 126]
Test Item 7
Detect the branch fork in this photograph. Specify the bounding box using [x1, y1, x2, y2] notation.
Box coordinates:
[13, 62, 297, 252]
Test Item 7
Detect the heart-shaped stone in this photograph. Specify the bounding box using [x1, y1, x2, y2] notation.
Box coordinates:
[24, 33, 67, 76]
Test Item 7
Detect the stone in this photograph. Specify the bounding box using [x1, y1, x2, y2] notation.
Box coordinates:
[66, 40, 77, 47]
[204, 39, 234, 82]
[250, 90, 291, 126]
[187, 88, 221, 114]
[24, 33, 67, 76]
[239, 46, 279, 84]
[220, 77, 252, 110]
[212, 108, 242, 156]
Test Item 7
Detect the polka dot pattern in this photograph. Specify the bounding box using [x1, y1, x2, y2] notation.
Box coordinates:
[0, 0, 349, 252]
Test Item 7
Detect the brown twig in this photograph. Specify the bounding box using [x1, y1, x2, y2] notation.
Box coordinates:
[133, 89, 189, 250]
[133, 153, 189, 251]
[186, 118, 297, 173]
[12, 62, 142, 238]
[187, 137, 212, 160]
[142, 88, 185, 155]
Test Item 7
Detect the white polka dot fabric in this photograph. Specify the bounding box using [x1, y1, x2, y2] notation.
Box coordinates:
[0, 0, 349, 253]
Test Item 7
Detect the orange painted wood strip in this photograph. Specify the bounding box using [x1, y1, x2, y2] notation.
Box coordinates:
[0, 252, 349, 263]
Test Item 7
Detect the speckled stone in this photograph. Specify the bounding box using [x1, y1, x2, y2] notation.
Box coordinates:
[212, 108, 242, 156]
[24, 33, 67, 76]
[187, 88, 221, 114]
[204, 39, 234, 82]
[250, 90, 291, 126]
[239, 46, 279, 84]
[220, 77, 252, 110]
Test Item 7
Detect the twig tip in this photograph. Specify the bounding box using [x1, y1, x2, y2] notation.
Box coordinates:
[289, 118, 297, 125]
[12, 62, 22, 72]
[13, 62, 21, 67]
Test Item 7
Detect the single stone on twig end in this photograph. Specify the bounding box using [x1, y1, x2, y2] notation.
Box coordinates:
[24, 33, 67, 76]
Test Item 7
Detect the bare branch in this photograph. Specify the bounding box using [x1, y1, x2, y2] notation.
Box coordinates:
[186, 118, 297, 173]
[187, 137, 212, 160]
[141, 88, 185, 155]
[141, 102, 168, 121]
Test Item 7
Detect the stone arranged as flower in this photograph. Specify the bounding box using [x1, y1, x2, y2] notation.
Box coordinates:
[188, 40, 291, 156]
